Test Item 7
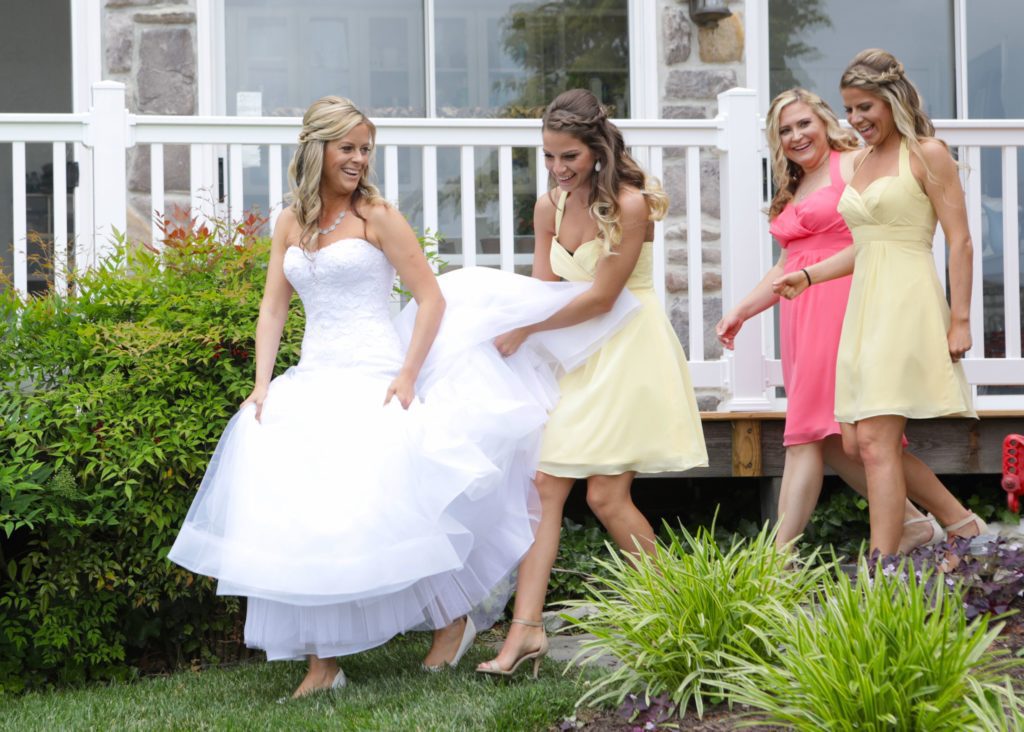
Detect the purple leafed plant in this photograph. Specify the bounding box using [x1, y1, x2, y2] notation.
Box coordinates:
[897, 536, 1024, 620]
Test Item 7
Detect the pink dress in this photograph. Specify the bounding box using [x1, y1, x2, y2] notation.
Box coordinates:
[770, 151, 852, 446]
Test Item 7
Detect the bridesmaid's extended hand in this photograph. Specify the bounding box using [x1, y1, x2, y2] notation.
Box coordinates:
[715, 313, 744, 350]
[947, 319, 972, 362]
[494, 326, 530, 357]
[241, 384, 269, 423]
[384, 372, 417, 409]
[772, 271, 809, 300]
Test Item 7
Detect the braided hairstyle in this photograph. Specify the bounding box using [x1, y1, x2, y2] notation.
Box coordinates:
[287, 96, 387, 252]
[765, 88, 859, 220]
[840, 49, 943, 180]
[542, 89, 668, 256]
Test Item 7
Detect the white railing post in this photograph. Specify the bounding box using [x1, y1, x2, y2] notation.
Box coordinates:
[86, 81, 128, 269]
[717, 88, 773, 411]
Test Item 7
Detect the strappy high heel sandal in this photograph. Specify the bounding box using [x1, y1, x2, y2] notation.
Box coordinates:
[898, 515, 945, 553]
[476, 619, 549, 679]
[943, 512, 989, 540]
[422, 616, 477, 672]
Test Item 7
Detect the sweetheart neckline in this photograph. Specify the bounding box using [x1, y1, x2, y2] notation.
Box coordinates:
[846, 174, 898, 199]
[285, 237, 381, 256]
[552, 238, 652, 256]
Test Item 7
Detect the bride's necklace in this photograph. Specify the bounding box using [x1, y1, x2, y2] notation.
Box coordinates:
[318, 208, 347, 235]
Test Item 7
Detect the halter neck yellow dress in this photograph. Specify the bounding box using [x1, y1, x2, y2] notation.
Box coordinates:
[834, 138, 976, 422]
[537, 191, 708, 478]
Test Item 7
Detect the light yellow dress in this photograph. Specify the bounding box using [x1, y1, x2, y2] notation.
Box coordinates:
[834, 139, 976, 422]
[537, 191, 708, 477]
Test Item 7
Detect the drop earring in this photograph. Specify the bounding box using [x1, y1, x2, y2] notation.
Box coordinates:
[595, 160, 602, 172]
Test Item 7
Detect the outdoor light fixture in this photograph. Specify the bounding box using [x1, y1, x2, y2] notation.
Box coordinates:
[688, 0, 732, 27]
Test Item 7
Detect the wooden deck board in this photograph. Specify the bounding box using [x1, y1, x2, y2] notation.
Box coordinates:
[642, 412, 1024, 479]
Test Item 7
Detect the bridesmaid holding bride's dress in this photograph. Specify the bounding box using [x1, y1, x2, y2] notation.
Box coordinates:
[168, 96, 640, 697]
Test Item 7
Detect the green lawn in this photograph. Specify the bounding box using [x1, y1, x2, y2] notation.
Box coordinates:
[0, 635, 592, 732]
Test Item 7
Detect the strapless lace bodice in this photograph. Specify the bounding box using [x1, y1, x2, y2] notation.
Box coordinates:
[283, 238, 403, 372]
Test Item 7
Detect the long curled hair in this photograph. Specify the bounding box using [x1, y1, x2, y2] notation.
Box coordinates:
[542, 89, 668, 256]
[287, 96, 387, 251]
[765, 88, 859, 220]
[840, 48, 941, 181]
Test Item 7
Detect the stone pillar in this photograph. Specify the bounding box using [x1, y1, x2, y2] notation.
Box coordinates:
[102, 0, 198, 243]
[658, 0, 747, 410]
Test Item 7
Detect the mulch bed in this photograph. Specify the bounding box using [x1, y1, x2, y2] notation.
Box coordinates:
[559, 615, 1024, 731]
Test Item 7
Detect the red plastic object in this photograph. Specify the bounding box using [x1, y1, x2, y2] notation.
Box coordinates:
[1003, 434, 1024, 513]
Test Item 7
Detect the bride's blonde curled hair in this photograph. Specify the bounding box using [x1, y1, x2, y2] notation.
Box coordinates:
[287, 96, 386, 251]
[542, 89, 668, 257]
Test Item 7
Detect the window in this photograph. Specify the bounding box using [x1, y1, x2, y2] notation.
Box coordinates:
[221, 0, 631, 265]
[768, 0, 955, 119]
[967, 0, 1024, 363]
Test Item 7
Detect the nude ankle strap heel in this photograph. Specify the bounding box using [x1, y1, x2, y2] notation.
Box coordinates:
[944, 512, 989, 538]
[476, 618, 549, 678]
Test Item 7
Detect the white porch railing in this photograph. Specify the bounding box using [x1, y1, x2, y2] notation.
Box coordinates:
[1, 81, 1022, 410]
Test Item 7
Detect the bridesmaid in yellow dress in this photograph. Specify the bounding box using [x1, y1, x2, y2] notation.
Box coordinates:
[774, 49, 986, 554]
[477, 89, 708, 676]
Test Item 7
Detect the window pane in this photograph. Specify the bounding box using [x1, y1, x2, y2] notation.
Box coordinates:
[225, 0, 425, 116]
[968, 0, 1024, 370]
[769, 0, 955, 119]
[225, 1, 425, 220]
[434, 0, 630, 118]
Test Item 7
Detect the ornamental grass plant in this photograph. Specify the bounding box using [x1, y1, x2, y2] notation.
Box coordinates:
[559, 521, 828, 717]
[718, 558, 1023, 731]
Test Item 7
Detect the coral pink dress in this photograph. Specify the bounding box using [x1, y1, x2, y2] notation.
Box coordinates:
[770, 151, 852, 446]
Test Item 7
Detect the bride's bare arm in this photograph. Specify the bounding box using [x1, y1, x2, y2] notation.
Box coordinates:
[370, 204, 446, 408]
[241, 209, 297, 421]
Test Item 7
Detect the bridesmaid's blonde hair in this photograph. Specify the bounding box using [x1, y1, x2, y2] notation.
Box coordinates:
[840, 48, 943, 182]
[765, 88, 859, 220]
[288, 96, 387, 252]
[542, 89, 667, 257]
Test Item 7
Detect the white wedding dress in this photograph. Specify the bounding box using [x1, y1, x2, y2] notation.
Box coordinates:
[168, 237, 639, 661]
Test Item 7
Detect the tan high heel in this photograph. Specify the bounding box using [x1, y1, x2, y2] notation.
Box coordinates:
[476, 619, 549, 679]
[944, 512, 989, 540]
[899, 515, 945, 553]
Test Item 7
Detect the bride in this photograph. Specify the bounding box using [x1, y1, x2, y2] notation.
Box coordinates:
[167, 96, 638, 697]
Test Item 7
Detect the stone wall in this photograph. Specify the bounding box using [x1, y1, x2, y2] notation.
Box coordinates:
[103, 0, 198, 241]
[658, 0, 746, 409]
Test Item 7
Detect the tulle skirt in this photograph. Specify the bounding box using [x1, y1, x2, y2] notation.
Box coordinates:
[168, 267, 639, 660]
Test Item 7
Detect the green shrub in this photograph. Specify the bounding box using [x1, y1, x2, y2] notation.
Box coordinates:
[560, 521, 828, 717]
[720, 559, 1022, 731]
[0, 213, 302, 691]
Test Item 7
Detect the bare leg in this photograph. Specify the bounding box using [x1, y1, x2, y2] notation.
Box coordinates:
[848, 420, 979, 540]
[292, 655, 340, 699]
[900, 452, 978, 537]
[856, 415, 908, 554]
[824, 437, 937, 550]
[476, 471, 572, 672]
[584, 472, 655, 555]
[775, 441, 826, 549]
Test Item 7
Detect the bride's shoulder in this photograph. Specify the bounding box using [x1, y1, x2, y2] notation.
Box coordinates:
[361, 198, 397, 220]
[272, 206, 301, 246]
